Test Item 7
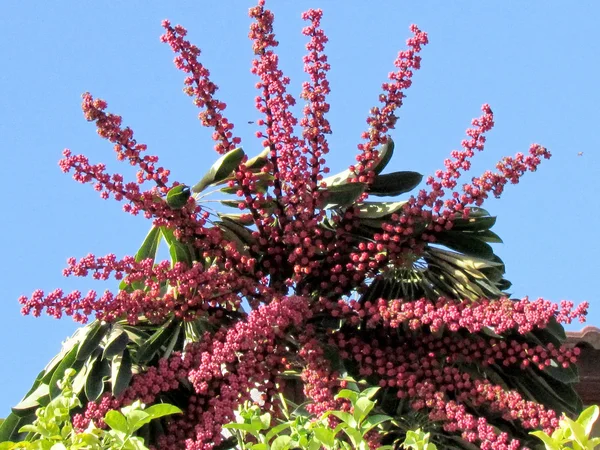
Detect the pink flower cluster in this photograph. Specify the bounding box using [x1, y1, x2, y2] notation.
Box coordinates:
[19, 253, 266, 324]
[74, 296, 311, 450]
[352, 296, 588, 335]
[352, 25, 429, 186]
[161, 21, 241, 155]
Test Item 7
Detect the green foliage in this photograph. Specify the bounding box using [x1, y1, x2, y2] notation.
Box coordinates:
[401, 429, 437, 450]
[0, 369, 181, 450]
[224, 386, 394, 450]
[531, 405, 600, 450]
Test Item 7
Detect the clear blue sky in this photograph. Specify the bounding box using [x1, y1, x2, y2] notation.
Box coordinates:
[1, 1, 598, 415]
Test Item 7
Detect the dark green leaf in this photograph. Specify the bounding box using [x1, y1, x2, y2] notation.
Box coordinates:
[218, 213, 254, 226]
[11, 384, 49, 417]
[452, 216, 496, 231]
[321, 140, 394, 187]
[40, 333, 81, 384]
[434, 231, 494, 260]
[103, 328, 130, 359]
[85, 356, 110, 402]
[355, 201, 407, 219]
[320, 183, 367, 208]
[0, 413, 25, 442]
[49, 345, 82, 398]
[162, 323, 182, 360]
[111, 349, 133, 397]
[161, 227, 193, 267]
[72, 351, 98, 395]
[245, 147, 270, 171]
[544, 360, 579, 384]
[374, 139, 394, 175]
[495, 279, 512, 291]
[462, 207, 490, 218]
[119, 226, 162, 292]
[473, 229, 503, 244]
[368, 171, 423, 197]
[136, 318, 178, 364]
[77, 322, 110, 361]
[192, 147, 245, 193]
[219, 172, 273, 195]
[218, 217, 256, 246]
[544, 316, 567, 342]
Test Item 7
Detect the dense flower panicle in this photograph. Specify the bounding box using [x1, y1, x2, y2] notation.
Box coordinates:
[75, 296, 311, 450]
[278, 8, 333, 281]
[19, 2, 591, 449]
[352, 24, 429, 186]
[160, 21, 241, 155]
[19, 254, 265, 324]
[80, 92, 170, 188]
[352, 296, 589, 335]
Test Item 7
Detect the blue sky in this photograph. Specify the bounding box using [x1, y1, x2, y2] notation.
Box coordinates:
[1, 1, 598, 415]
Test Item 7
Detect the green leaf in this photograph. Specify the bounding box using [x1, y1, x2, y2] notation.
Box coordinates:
[451, 216, 496, 231]
[104, 410, 128, 434]
[321, 140, 394, 187]
[360, 414, 391, 434]
[374, 139, 395, 175]
[312, 426, 336, 448]
[355, 201, 407, 219]
[161, 227, 193, 267]
[326, 411, 356, 428]
[162, 322, 182, 359]
[218, 213, 254, 226]
[265, 422, 293, 441]
[353, 397, 375, 424]
[474, 229, 503, 244]
[11, 384, 49, 417]
[562, 415, 587, 446]
[0, 413, 25, 443]
[72, 353, 95, 395]
[360, 386, 380, 400]
[103, 328, 130, 359]
[166, 185, 191, 209]
[136, 317, 178, 364]
[39, 334, 81, 385]
[85, 355, 110, 402]
[76, 322, 110, 361]
[271, 435, 292, 450]
[335, 389, 358, 404]
[191, 147, 245, 193]
[320, 183, 367, 209]
[433, 231, 494, 260]
[119, 226, 162, 291]
[368, 171, 423, 197]
[245, 147, 270, 171]
[544, 360, 579, 384]
[124, 410, 149, 434]
[111, 349, 132, 397]
[578, 405, 599, 436]
[144, 404, 182, 421]
[545, 316, 567, 342]
[259, 412, 271, 429]
[49, 346, 82, 399]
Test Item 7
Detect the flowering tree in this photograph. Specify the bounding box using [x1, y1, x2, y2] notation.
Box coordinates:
[1, 1, 589, 449]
